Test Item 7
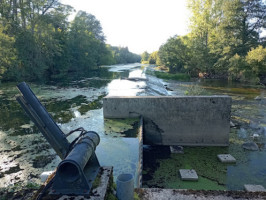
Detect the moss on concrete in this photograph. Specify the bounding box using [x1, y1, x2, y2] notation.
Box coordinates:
[134, 192, 141, 200]
[105, 173, 118, 200]
[92, 175, 101, 189]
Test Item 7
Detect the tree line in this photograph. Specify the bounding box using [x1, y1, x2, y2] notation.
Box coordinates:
[0, 0, 140, 82]
[142, 0, 266, 84]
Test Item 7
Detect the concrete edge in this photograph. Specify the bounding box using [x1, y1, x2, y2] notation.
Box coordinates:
[135, 188, 266, 200]
[137, 117, 143, 188]
[104, 95, 232, 99]
[90, 166, 113, 200]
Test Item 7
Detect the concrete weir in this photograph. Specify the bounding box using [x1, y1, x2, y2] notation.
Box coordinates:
[103, 96, 232, 146]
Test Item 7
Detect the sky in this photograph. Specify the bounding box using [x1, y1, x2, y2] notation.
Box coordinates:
[61, 0, 190, 54]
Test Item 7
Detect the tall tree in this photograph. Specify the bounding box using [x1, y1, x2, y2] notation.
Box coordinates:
[158, 36, 189, 73]
[0, 24, 17, 80]
[68, 11, 108, 73]
[187, 0, 266, 75]
[141, 51, 150, 63]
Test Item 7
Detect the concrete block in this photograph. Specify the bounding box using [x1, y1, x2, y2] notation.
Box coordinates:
[179, 169, 198, 181]
[135, 188, 266, 200]
[137, 117, 143, 188]
[103, 96, 231, 146]
[217, 154, 236, 163]
[244, 184, 266, 192]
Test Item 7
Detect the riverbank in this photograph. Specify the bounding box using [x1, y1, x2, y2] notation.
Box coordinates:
[153, 65, 266, 87]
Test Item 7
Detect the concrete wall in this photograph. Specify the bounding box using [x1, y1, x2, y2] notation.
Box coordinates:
[137, 117, 143, 187]
[103, 96, 232, 146]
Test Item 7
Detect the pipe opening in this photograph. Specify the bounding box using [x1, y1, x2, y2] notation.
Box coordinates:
[117, 173, 133, 183]
[58, 162, 80, 183]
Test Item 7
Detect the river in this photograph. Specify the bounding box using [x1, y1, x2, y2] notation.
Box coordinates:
[0, 63, 265, 192]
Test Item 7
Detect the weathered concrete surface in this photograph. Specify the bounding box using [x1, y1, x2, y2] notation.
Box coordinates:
[244, 185, 266, 192]
[135, 188, 266, 200]
[217, 154, 236, 163]
[137, 117, 143, 188]
[103, 96, 231, 146]
[179, 169, 198, 181]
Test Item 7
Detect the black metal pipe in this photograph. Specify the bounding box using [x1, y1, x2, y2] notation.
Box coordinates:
[57, 131, 100, 183]
[17, 82, 70, 159]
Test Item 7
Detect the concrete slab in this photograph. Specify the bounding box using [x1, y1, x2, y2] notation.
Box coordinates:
[244, 184, 266, 192]
[135, 188, 266, 200]
[41, 167, 113, 200]
[179, 169, 198, 181]
[103, 96, 232, 146]
[217, 154, 236, 163]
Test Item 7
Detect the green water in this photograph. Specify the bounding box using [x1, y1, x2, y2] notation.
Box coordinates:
[0, 64, 265, 192]
[142, 77, 266, 190]
[0, 65, 142, 189]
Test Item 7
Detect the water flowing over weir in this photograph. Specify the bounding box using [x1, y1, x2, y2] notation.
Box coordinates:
[0, 63, 266, 192]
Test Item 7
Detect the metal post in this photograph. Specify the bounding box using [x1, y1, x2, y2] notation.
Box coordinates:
[17, 82, 70, 159]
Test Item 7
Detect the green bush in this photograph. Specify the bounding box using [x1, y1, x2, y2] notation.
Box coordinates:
[245, 45, 266, 81]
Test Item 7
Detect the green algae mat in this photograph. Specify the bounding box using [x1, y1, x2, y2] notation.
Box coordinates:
[142, 129, 266, 190]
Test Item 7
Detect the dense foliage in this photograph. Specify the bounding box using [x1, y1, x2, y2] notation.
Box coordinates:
[151, 0, 266, 84]
[0, 0, 140, 82]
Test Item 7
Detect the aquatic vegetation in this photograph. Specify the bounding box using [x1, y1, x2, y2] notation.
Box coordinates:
[43, 94, 107, 123]
[143, 146, 227, 190]
[25, 182, 40, 189]
[104, 118, 139, 137]
[0, 96, 31, 132]
[134, 192, 141, 200]
[184, 85, 209, 95]
[197, 80, 263, 100]
[146, 69, 190, 81]
[78, 94, 106, 115]
[0, 64, 265, 193]
[32, 155, 56, 168]
[0, 182, 38, 200]
[143, 125, 265, 190]
[231, 116, 251, 126]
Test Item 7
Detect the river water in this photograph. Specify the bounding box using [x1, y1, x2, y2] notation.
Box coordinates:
[0, 63, 265, 191]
